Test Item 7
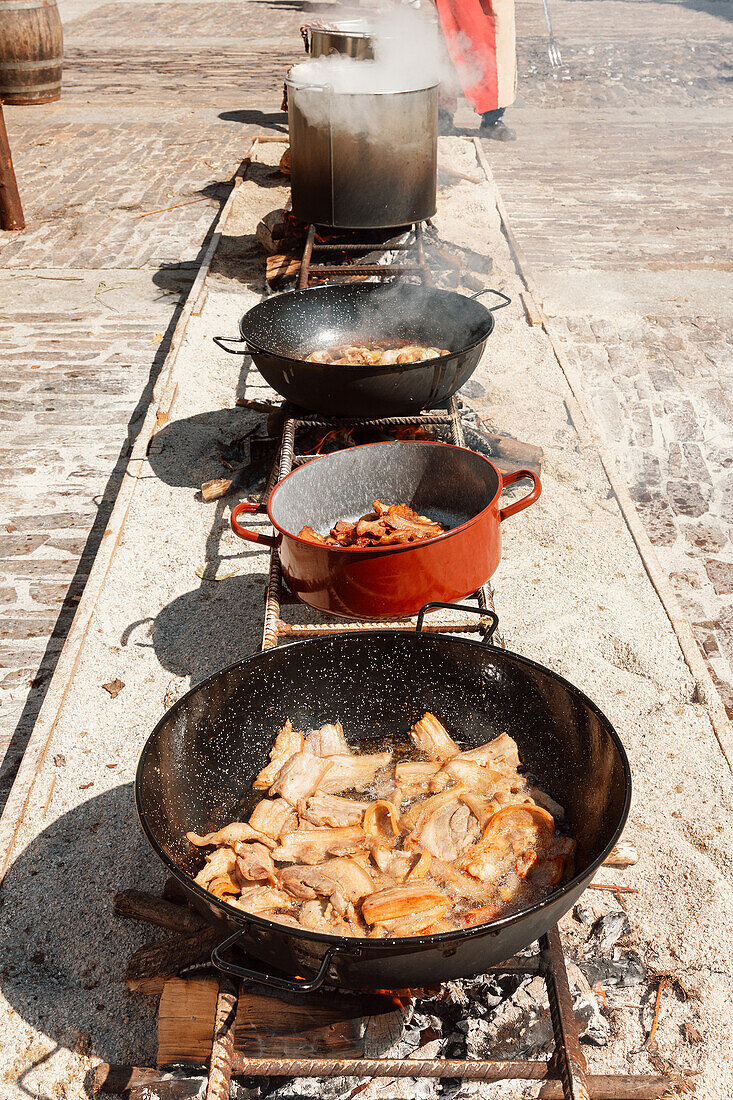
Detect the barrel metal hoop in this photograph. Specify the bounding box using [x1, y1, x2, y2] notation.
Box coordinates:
[0, 58, 63, 70]
[0, 78, 61, 92]
[0, 0, 58, 9]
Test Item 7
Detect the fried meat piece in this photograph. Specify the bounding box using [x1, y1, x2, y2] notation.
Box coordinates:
[187, 822, 275, 849]
[305, 721, 351, 757]
[377, 902, 452, 937]
[194, 846, 237, 890]
[269, 751, 333, 804]
[298, 898, 355, 935]
[317, 752, 391, 794]
[373, 501, 445, 541]
[248, 797, 299, 840]
[301, 792, 369, 828]
[362, 882, 448, 926]
[253, 720, 304, 789]
[235, 841, 278, 885]
[428, 858, 492, 904]
[394, 761, 444, 798]
[400, 785, 465, 836]
[409, 713, 460, 762]
[272, 825, 366, 865]
[432, 758, 511, 794]
[417, 800, 480, 862]
[459, 733, 520, 773]
[227, 886, 295, 915]
[280, 856, 374, 904]
[299, 525, 328, 545]
[461, 805, 556, 884]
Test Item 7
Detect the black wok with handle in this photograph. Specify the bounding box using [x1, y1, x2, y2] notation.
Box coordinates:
[136, 604, 630, 992]
[214, 282, 510, 417]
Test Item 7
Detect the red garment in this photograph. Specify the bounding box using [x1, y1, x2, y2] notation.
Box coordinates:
[434, 0, 515, 114]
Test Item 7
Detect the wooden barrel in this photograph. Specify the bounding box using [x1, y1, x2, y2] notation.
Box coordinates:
[0, 0, 63, 105]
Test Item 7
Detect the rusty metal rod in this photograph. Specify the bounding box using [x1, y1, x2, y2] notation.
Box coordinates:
[311, 241, 417, 252]
[276, 617, 491, 637]
[292, 412, 454, 427]
[230, 1055, 553, 1080]
[205, 978, 239, 1100]
[307, 264, 427, 277]
[541, 927, 591, 1100]
[92, 1065, 671, 1097]
[298, 223, 316, 289]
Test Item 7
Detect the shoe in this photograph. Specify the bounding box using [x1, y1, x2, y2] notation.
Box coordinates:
[480, 120, 517, 142]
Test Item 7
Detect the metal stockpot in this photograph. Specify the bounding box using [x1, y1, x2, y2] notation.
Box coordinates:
[286, 73, 438, 229]
[301, 22, 374, 60]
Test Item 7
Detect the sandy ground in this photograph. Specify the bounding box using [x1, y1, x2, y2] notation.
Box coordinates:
[0, 140, 732, 1099]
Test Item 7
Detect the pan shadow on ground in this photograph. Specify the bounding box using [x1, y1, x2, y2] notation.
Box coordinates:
[128, 407, 270, 681]
[0, 785, 162, 1092]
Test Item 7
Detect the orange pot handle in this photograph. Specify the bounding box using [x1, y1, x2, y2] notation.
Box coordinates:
[498, 470, 542, 522]
[231, 501, 277, 547]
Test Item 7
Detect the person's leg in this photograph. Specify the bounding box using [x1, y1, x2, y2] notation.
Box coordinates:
[479, 105, 516, 140]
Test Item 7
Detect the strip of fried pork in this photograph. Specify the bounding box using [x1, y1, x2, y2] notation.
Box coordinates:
[280, 856, 374, 906]
[269, 752, 333, 804]
[226, 885, 295, 915]
[459, 732, 520, 773]
[298, 898, 356, 936]
[186, 821, 275, 849]
[193, 846, 237, 891]
[272, 825, 367, 865]
[304, 722, 351, 756]
[317, 752, 391, 794]
[362, 882, 449, 926]
[248, 797, 299, 841]
[394, 761, 443, 798]
[235, 841, 278, 885]
[253, 719, 304, 789]
[300, 792, 369, 828]
[409, 713, 460, 762]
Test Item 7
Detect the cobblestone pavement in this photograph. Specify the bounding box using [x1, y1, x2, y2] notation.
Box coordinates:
[0, 0, 316, 805]
[485, 0, 733, 713]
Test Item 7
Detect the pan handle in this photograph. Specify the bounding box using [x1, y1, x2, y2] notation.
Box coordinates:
[498, 470, 542, 522]
[470, 288, 511, 311]
[213, 335, 249, 355]
[231, 501, 278, 547]
[416, 602, 499, 645]
[211, 928, 336, 992]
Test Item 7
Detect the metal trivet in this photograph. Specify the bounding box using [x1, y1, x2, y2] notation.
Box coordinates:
[296, 221, 433, 288]
[260, 397, 499, 650]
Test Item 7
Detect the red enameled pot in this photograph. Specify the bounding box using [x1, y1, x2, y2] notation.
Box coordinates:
[230, 440, 541, 620]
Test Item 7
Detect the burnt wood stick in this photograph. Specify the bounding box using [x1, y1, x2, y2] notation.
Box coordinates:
[92, 1065, 205, 1095]
[126, 927, 219, 993]
[113, 889, 205, 934]
[537, 1074, 673, 1098]
[0, 105, 24, 231]
[163, 876, 189, 904]
[603, 841, 640, 868]
[201, 464, 250, 502]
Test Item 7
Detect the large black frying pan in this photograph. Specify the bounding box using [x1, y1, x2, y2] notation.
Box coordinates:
[213, 282, 510, 417]
[136, 606, 630, 992]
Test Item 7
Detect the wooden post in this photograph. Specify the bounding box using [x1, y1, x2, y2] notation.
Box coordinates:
[0, 103, 24, 230]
